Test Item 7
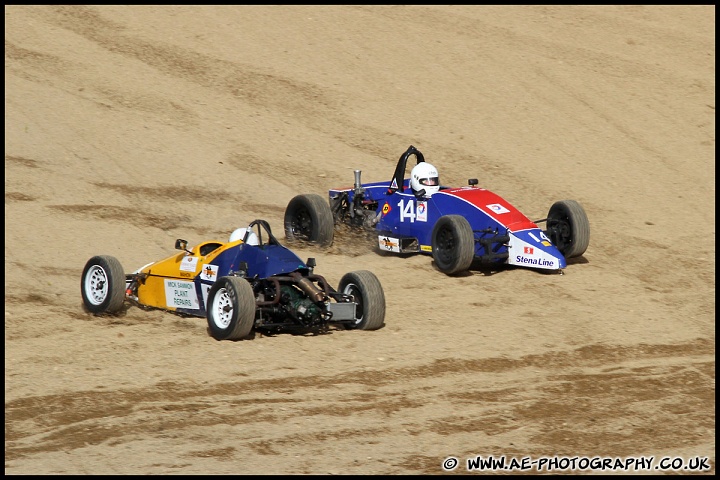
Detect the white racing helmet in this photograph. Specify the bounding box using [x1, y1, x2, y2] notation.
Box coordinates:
[410, 162, 440, 196]
[229, 227, 259, 245]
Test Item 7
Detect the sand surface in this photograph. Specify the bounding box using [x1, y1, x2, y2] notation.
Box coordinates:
[5, 5, 715, 475]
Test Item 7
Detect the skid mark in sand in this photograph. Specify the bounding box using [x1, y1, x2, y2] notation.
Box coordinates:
[34, 7, 412, 161]
[5, 338, 713, 466]
[4, 41, 73, 84]
[93, 183, 231, 203]
[88, 183, 284, 219]
[48, 204, 190, 230]
[6, 264, 79, 279]
[5, 155, 40, 168]
[5, 192, 37, 202]
[40, 6, 336, 122]
[5, 293, 59, 307]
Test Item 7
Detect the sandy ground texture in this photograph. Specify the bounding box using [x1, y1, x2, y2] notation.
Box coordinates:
[5, 5, 715, 475]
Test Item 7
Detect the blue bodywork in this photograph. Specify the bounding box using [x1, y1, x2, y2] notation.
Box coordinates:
[170, 226, 311, 317]
[328, 146, 569, 271]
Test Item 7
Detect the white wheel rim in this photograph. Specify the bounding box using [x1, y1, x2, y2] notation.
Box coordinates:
[85, 265, 109, 306]
[211, 287, 233, 329]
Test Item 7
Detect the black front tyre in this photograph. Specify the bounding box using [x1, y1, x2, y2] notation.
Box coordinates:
[338, 270, 386, 331]
[284, 194, 335, 247]
[545, 200, 590, 259]
[206, 276, 256, 341]
[431, 215, 475, 275]
[81, 255, 126, 314]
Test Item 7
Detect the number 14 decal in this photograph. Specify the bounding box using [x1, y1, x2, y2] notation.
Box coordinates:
[397, 199, 428, 223]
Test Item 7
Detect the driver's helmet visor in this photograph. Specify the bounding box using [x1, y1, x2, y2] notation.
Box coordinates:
[420, 177, 439, 186]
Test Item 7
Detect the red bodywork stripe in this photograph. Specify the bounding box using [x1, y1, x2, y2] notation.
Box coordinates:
[440, 188, 538, 231]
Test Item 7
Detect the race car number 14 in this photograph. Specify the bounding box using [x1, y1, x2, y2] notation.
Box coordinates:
[397, 199, 428, 223]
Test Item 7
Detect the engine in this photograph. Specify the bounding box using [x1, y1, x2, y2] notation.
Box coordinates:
[280, 285, 324, 325]
[254, 279, 329, 329]
[330, 190, 380, 229]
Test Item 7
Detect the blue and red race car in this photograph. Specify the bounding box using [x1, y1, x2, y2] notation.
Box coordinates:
[284, 145, 589, 275]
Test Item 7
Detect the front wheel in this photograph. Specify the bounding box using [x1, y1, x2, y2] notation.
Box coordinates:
[431, 215, 475, 275]
[545, 200, 590, 258]
[206, 276, 256, 341]
[284, 193, 335, 247]
[81, 255, 126, 314]
[338, 270, 385, 331]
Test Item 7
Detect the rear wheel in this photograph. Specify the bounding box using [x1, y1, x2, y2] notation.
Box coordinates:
[431, 215, 475, 275]
[81, 255, 126, 314]
[206, 276, 256, 340]
[338, 270, 385, 331]
[284, 194, 334, 247]
[545, 200, 590, 258]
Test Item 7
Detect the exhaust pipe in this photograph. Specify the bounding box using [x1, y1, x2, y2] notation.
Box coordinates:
[290, 272, 326, 303]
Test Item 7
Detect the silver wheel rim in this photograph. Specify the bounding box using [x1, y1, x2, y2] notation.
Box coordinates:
[342, 283, 363, 325]
[211, 287, 233, 329]
[84, 265, 109, 306]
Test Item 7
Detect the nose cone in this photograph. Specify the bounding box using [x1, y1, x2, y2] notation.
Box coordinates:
[507, 229, 566, 270]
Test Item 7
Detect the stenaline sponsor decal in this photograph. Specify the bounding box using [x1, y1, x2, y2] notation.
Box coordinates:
[515, 256, 555, 268]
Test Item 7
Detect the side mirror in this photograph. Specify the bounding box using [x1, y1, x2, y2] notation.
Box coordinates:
[175, 239, 192, 255]
[468, 178, 478, 186]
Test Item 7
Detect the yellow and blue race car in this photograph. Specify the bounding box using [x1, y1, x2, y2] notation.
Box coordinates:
[284, 145, 590, 276]
[81, 219, 385, 341]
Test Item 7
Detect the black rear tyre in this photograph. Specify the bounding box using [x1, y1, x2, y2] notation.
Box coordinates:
[338, 270, 385, 331]
[284, 194, 334, 247]
[206, 276, 256, 341]
[81, 255, 126, 314]
[545, 200, 590, 258]
[431, 215, 475, 275]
